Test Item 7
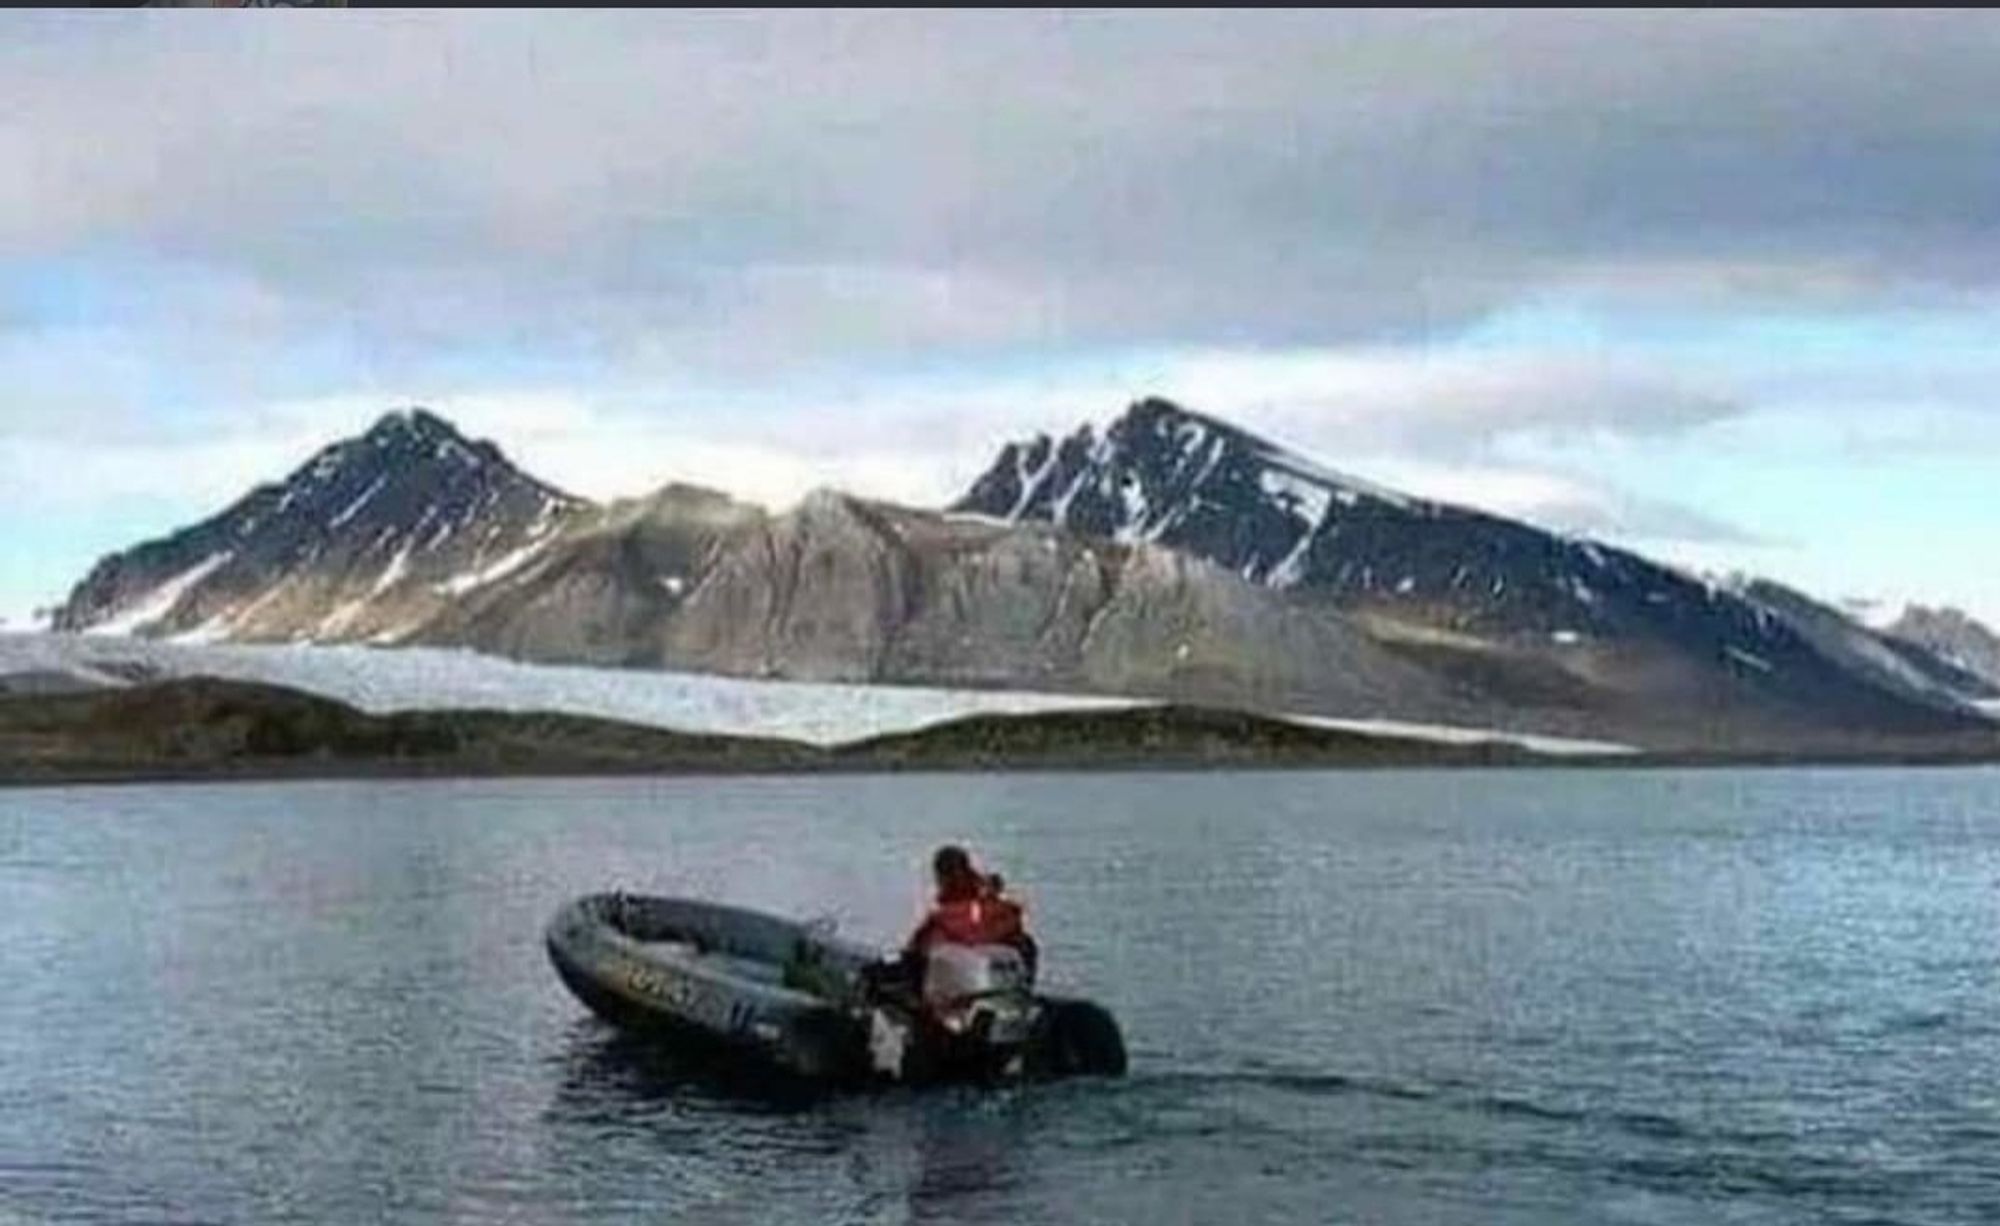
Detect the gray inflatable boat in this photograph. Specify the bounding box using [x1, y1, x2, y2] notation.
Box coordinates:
[545, 892, 1126, 1087]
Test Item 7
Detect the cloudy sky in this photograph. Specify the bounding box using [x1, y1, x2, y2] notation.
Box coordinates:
[5, 10, 2000, 625]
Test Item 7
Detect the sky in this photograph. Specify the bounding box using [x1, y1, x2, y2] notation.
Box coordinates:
[5, 10, 2000, 626]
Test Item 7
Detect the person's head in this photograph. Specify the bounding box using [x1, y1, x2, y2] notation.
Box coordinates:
[932, 844, 978, 893]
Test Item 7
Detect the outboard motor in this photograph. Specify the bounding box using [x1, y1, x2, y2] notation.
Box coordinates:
[865, 942, 1040, 1082]
[921, 943, 1036, 1046]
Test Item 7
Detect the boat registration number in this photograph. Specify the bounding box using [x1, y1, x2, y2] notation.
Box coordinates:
[612, 955, 759, 1034]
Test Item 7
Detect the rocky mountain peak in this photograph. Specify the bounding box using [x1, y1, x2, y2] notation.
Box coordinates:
[298, 407, 557, 494]
[1111, 395, 1221, 444]
[1886, 605, 2000, 690]
[952, 396, 1418, 586]
[52, 408, 585, 641]
[364, 406, 453, 444]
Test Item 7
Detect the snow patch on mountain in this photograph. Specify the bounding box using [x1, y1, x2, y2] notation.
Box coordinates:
[310, 602, 360, 638]
[84, 552, 233, 636]
[1252, 441, 1413, 512]
[1724, 645, 1774, 673]
[371, 544, 416, 597]
[1266, 526, 1319, 590]
[940, 511, 1016, 528]
[1258, 468, 1332, 529]
[1283, 713, 1635, 756]
[174, 609, 239, 646]
[328, 474, 387, 529]
[1841, 596, 1908, 632]
[437, 535, 555, 596]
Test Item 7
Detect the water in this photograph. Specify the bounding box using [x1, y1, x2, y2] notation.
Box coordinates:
[5, 769, 2000, 1224]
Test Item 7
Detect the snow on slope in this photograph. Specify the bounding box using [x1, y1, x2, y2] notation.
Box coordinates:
[1284, 714, 1634, 757]
[436, 534, 556, 596]
[1839, 595, 1914, 633]
[83, 553, 233, 636]
[0, 634, 1634, 754]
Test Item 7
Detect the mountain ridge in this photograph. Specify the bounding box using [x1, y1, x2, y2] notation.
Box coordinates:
[45, 400, 2000, 753]
[954, 398, 1994, 734]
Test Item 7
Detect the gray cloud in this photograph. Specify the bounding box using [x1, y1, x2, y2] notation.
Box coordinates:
[26, 11, 2000, 621]
[1146, 350, 1746, 461]
[12, 9, 2000, 377]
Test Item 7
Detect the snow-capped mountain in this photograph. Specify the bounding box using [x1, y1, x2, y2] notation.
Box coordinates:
[954, 396, 1420, 592]
[954, 398, 1994, 728]
[45, 401, 1999, 751]
[53, 409, 585, 643]
[956, 398, 1715, 633]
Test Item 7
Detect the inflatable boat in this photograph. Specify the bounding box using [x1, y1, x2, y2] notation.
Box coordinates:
[545, 892, 1126, 1087]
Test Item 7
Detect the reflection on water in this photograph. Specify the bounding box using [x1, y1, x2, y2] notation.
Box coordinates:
[542, 1016, 1041, 1224]
[547, 1018, 834, 1116]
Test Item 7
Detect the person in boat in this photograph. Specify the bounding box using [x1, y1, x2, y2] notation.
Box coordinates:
[902, 844, 1039, 982]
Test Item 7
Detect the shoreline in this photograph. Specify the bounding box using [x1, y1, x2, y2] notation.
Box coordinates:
[6, 675, 1997, 790]
[9, 746, 2000, 790]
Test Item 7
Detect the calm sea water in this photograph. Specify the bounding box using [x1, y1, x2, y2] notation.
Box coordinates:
[5, 768, 2000, 1224]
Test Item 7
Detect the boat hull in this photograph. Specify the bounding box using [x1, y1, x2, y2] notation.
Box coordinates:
[545, 892, 1127, 1087]
[545, 893, 873, 1083]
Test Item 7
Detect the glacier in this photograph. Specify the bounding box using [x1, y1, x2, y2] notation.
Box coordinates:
[0, 633, 1639, 754]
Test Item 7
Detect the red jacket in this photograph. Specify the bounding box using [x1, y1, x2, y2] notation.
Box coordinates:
[906, 874, 1027, 954]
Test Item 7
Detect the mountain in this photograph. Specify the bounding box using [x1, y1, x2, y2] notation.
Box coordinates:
[1885, 606, 2000, 692]
[53, 409, 585, 643]
[40, 428, 1595, 739]
[409, 482, 765, 666]
[954, 398, 1753, 639]
[954, 398, 1995, 739]
[48, 401, 2000, 753]
[1739, 580, 2000, 704]
[648, 488, 1478, 722]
